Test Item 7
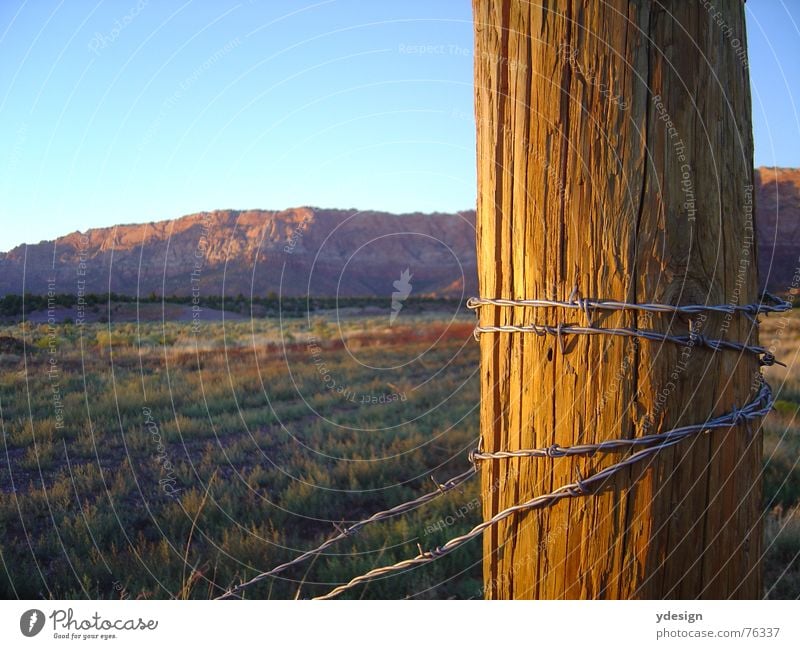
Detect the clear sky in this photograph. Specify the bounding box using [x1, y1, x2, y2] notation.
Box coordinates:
[0, 0, 797, 251]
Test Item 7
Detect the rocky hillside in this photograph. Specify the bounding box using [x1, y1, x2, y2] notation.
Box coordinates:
[0, 167, 797, 298]
[0, 208, 477, 298]
[756, 167, 800, 295]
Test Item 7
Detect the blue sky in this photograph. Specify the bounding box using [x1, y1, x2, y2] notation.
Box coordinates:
[0, 0, 797, 251]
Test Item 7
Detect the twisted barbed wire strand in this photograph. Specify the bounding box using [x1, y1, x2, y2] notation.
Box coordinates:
[470, 381, 772, 461]
[469, 322, 782, 366]
[219, 381, 773, 599]
[466, 291, 792, 322]
[215, 467, 477, 599]
[314, 383, 774, 600]
[220, 291, 785, 599]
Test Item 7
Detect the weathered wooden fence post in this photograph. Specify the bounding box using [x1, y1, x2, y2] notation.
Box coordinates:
[473, 0, 761, 598]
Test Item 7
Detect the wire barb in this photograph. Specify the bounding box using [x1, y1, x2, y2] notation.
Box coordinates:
[430, 475, 447, 493]
[569, 466, 591, 496]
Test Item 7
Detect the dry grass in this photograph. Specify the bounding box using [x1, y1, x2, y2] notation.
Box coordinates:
[0, 305, 797, 598]
[760, 306, 800, 597]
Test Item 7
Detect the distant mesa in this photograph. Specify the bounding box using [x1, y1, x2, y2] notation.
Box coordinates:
[0, 208, 477, 298]
[0, 167, 797, 298]
[755, 167, 800, 295]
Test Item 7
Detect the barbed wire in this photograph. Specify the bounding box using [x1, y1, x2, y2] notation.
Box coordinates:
[469, 380, 772, 462]
[466, 290, 792, 325]
[218, 290, 786, 600]
[215, 467, 477, 599]
[469, 321, 782, 366]
[314, 382, 775, 600]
